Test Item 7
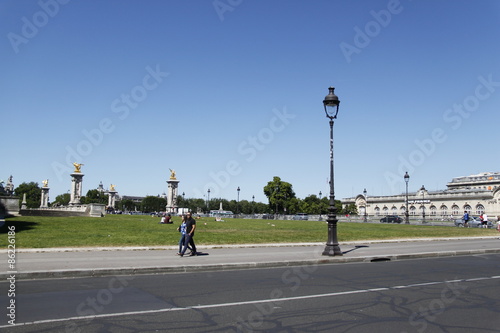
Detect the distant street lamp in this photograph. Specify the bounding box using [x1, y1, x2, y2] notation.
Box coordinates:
[207, 188, 211, 212]
[237, 186, 240, 214]
[322, 86, 342, 256]
[420, 185, 426, 223]
[252, 195, 255, 214]
[404, 172, 410, 224]
[319, 191, 322, 220]
[274, 185, 279, 220]
[363, 188, 368, 222]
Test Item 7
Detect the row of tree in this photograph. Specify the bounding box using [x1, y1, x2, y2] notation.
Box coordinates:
[11, 177, 359, 215]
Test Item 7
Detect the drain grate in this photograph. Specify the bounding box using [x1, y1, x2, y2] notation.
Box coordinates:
[370, 257, 391, 262]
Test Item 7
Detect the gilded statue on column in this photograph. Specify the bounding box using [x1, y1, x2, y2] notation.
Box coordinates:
[73, 162, 84, 173]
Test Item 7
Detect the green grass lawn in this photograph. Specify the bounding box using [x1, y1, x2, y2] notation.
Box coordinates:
[1, 215, 497, 248]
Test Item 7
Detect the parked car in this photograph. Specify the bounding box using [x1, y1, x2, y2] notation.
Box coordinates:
[454, 216, 493, 228]
[380, 215, 403, 223]
[262, 214, 275, 220]
[293, 213, 309, 220]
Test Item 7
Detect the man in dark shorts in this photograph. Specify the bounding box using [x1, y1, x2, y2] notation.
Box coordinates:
[463, 211, 469, 227]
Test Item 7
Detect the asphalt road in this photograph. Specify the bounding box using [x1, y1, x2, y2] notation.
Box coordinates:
[2, 253, 500, 332]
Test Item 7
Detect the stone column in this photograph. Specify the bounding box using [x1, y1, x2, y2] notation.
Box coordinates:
[108, 187, 117, 208]
[166, 170, 179, 213]
[40, 183, 50, 208]
[70, 173, 84, 205]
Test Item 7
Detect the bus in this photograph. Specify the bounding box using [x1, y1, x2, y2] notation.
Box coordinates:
[209, 210, 234, 218]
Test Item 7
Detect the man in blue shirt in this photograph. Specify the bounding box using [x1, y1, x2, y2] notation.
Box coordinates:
[463, 211, 469, 227]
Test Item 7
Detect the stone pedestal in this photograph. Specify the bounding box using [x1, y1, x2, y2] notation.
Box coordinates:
[70, 173, 84, 205]
[166, 179, 179, 213]
[40, 186, 50, 208]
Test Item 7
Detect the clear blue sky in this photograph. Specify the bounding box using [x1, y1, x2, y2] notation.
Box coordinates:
[1, 0, 500, 204]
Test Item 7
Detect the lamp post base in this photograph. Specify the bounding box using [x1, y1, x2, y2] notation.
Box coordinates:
[322, 244, 343, 256]
[322, 215, 342, 256]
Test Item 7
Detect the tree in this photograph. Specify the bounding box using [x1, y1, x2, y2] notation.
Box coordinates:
[286, 197, 300, 214]
[263, 176, 296, 214]
[141, 196, 167, 212]
[342, 202, 358, 215]
[118, 199, 137, 212]
[237, 200, 252, 214]
[300, 195, 321, 214]
[253, 201, 270, 214]
[208, 198, 230, 212]
[82, 189, 108, 205]
[190, 198, 207, 214]
[177, 198, 206, 214]
[14, 182, 41, 208]
[319, 197, 329, 215]
[53, 193, 70, 206]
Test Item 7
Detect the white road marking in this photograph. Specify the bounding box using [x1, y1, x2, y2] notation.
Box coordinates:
[3, 275, 500, 328]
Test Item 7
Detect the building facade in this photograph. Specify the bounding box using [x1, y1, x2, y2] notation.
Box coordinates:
[343, 172, 500, 220]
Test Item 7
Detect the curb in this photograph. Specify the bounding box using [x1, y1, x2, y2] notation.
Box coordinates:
[2, 236, 499, 253]
[5, 247, 500, 281]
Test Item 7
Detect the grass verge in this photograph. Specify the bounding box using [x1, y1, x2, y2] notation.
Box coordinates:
[0, 215, 497, 248]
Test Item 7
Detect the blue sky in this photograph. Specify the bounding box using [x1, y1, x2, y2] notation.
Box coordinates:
[1, 0, 500, 204]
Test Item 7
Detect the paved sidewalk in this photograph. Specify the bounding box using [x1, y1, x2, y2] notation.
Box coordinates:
[2, 237, 500, 280]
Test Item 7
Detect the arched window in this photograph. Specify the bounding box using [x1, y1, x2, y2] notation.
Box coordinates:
[391, 206, 398, 214]
[430, 205, 437, 216]
[374, 207, 380, 216]
[476, 204, 485, 215]
[464, 205, 472, 213]
[400, 206, 406, 216]
[440, 205, 448, 216]
[452, 205, 460, 215]
[383, 207, 389, 215]
[410, 206, 416, 216]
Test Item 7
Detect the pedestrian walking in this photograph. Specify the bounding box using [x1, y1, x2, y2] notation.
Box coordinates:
[463, 211, 470, 227]
[176, 215, 191, 255]
[480, 213, 488, 228]
[180, 212, 197, 257]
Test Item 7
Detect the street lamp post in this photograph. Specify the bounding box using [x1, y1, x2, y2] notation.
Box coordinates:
[319, 191, 322, 220]
[252, 195, 255, 215]
[322, 86, 342, 256]
[404, 172, 410, 223]
[207, 188, 211, 212]
[237, 186, 240, 215]
[363, 188, 368, 222]
[404, 172, 410, 224]
[420, 185, 426, 223]
[274, 185, 279, 220]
